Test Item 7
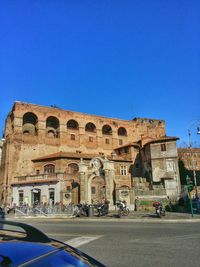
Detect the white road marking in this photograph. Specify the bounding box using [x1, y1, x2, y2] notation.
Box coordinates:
[65, 235, 102, 248]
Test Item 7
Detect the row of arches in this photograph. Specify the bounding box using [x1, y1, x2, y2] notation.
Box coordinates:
[22, 112, 128, 137]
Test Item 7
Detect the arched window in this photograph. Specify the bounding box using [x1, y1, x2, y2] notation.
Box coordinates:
[102, 125, 112, 135]
[44, 164, 55, 174]
[68, 163, 79, 174]
[22, 112, 38, 135]
[46, 116, 60, 138]
[118, 127, 127, 136]
[85, 122, 96, 132]
[67, 120, 79, 130]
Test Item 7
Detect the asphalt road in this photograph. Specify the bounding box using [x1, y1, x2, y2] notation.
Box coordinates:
[16, 218, 200, 267]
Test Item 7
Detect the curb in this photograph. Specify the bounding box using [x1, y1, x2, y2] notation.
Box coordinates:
[10, 216, 200, 223]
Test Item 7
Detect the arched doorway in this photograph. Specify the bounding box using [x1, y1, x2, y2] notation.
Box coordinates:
[91, 176, 106, 203]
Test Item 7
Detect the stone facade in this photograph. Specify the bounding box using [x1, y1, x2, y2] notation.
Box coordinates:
[0, 102, 181, 209]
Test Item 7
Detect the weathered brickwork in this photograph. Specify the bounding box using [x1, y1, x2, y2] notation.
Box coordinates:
[178, 148, 200, 171]
[0, 102, 180, 208]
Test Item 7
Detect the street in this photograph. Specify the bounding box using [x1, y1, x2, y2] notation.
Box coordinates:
[16, 218, 200, 267]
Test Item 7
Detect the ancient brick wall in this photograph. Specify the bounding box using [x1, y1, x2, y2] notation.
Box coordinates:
[2, 102, 166, 182]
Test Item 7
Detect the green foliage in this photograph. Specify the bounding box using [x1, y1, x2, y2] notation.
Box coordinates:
[178, 160, 189, 185]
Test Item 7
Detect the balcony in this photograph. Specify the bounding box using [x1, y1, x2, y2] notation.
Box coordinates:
[12, 173, 63, 185]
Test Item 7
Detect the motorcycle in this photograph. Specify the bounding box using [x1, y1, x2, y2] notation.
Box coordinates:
[97, 201, 109, 216]
[116, 200, 130, 217]
[153, 201, 165, 218]
[74, 203, 90, 217]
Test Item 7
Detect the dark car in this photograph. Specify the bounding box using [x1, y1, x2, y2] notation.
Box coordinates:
[0, 220, 106, 267]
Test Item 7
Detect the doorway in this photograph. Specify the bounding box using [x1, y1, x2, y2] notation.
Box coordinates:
[91, 176, 106, 203]
[31, 188, 41, 206]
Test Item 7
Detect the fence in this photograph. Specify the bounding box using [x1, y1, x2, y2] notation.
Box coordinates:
[13, 203, 75, 217]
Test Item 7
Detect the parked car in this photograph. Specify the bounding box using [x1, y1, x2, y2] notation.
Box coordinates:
[0, 220, 106, 267]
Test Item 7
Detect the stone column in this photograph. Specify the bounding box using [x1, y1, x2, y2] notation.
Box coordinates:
[78, 159, 88, 202]
[104, 159, 115, 207]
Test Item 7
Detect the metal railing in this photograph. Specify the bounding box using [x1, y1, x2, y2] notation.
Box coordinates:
[13, 203, 76, 217]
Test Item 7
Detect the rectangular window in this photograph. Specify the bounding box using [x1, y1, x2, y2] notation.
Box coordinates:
[135, 163, 139, 169]
[119, 139, 123, 145]
[89, 136, 93, 142]
[36, 170, 40, 175]
[105, 138, 109, 144]
[91, 186, 96, 194]
[161, 144, 166, 151]
[120, 165, 127, 176]
[71, 134, 75, 140]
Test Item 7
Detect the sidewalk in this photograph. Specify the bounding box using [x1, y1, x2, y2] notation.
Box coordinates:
[8, 210, 200, 222]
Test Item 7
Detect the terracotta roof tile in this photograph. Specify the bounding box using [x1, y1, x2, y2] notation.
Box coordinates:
[114, 142, 140, 150]
[32, 151, 100, 161]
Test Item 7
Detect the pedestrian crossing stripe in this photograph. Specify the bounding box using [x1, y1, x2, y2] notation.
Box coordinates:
[65, 235, 102, 248]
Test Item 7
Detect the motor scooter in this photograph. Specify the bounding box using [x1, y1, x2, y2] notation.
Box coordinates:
[75, 203, 90, 217]
[116, 200, 130, 217]
[153, 201, 165, 218]
[97, 201, 109, 216]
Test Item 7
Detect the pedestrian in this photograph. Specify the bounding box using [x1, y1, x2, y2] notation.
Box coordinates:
[135, 197, 139, 211]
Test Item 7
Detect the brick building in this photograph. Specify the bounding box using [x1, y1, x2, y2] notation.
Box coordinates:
[178, 148, 200, 195]
[178, 148, 200, 171]
[0, 102, 181, 209]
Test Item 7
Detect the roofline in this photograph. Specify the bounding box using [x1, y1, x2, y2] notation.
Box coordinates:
[12, 101, 165, 124]
[178, 147, 200, 151]
[143, 136, 179, 146]
[114, 142, 140, 150]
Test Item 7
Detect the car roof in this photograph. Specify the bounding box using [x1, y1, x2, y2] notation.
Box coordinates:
[0, 241, 56, 266]
[0, 220, 106, 267]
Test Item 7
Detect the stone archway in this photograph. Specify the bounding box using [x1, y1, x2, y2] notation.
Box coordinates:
[79, 157, 115, 206]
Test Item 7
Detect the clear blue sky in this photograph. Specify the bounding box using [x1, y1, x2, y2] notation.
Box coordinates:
[0, 1, 199, 147]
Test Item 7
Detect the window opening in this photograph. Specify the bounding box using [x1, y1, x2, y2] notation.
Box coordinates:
[161, 144, 166, 151]
[71, 134, 75, 140]
[44, 164, 55, 174]
[120, 165, 127, 176]
[105, 138, 109, 144]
